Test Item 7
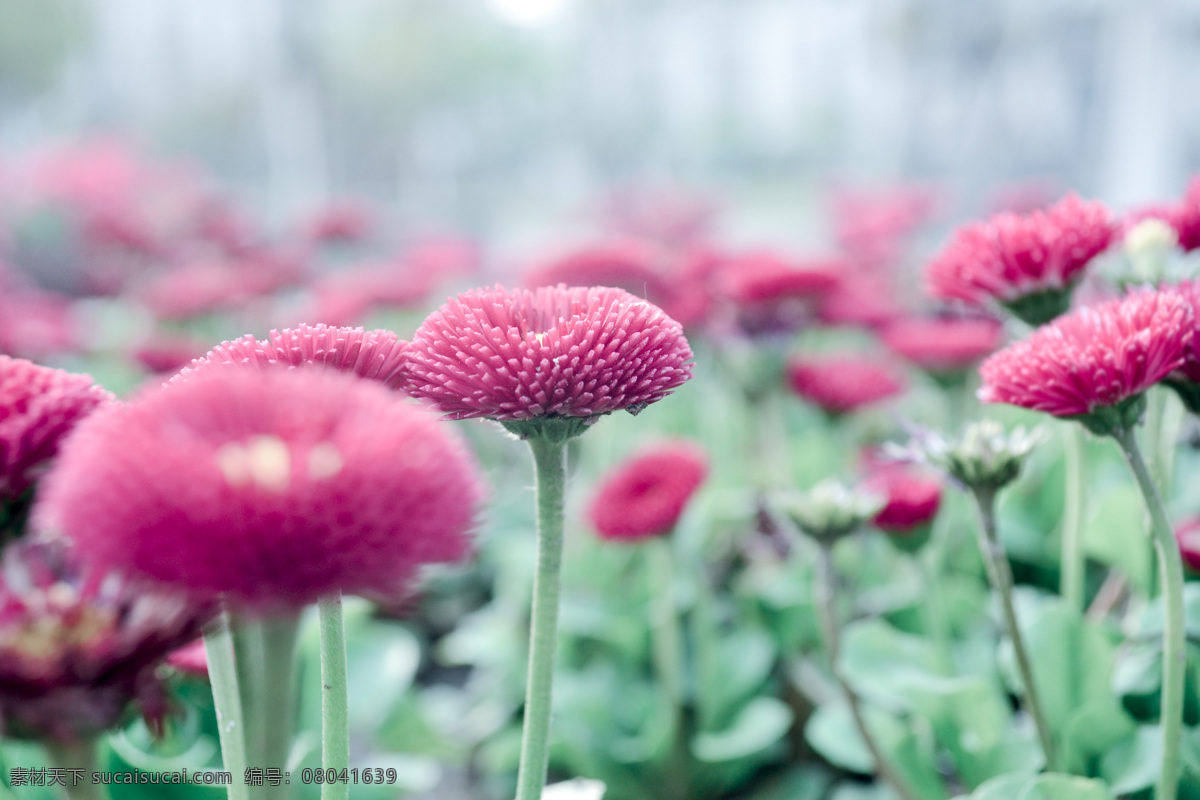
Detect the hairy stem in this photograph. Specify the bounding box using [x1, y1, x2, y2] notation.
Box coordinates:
[1114, 425, 1184, 800]
[514, 436, 568, 800]
[318, 595, 349, 800]
[204, 614, 250, 800]
[969, 487, 1057, 770]
[1060, 424, 1086, 612]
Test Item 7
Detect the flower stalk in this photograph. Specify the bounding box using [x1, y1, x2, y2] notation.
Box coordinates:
[43, 737, 102, 800]
[1112, 424, 1184, 800]
[513, 435, 568, 800]
[1060, 424, 1086, 612]
[204, 616, 251, 800]
[969, 486, 1057, 770]
[318, 595, 349, 800]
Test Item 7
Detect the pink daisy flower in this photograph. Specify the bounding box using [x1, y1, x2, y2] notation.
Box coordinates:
[587, 441, 708, 542]
[925, 193, 1116, 324]
[978, 290, 1192, 422]
[881, 316, 1004, 376]
[864, 467, 942, 534]
[405, 284, 694, 423]
[36, 368, 483, 610]
[1175, 517, 1200, 574]
[0, 539, 210, 742]
[1126, 178, 1200, 253]
[785, 356, 906, 416]
[1, 356, 112, 505]
[178, 323, 409, 390]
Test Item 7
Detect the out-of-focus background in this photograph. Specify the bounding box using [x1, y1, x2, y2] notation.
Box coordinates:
[5, 0, 1199, 249]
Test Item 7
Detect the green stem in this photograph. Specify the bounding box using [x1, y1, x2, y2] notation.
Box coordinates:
[815, 544, 921, 800]
[1113, 426, 1184, 800]
[204, 616, 251, 800]
[1060, 424, 1086, 613]
[258, 615, 301, 800]
[646, 538, 683, 709]
[969, 487, 1057, 771]
[514, 436, 568, 800]
[43, 738, 103, 800]
[917, 554, 954, 674]
[318, 595, 349, 800]
[230, 617, 265, 770]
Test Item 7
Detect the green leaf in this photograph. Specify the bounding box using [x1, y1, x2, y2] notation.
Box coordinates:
[1060, 699, 1136, 775]
[699, 628, 776, 728]
[739, 765, 833, 800]
[1085, 484, 1152, 592]
[963, 772, 1027, 800]
[691, 697, 793, 763]
[1101, 725, 1162, 795]
[1015, 774, 1111, 800]
[100, 739, 227, 800]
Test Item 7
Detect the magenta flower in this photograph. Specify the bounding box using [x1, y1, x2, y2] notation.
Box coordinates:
[865, 467, 942, 534]
[978, 290, 1192, 426]
[0, 540, 211, 742]
[36, 368, 483, 610]
[881, 316, 1003, 377]
[925, 193, 1116, 324]
[405, 284, 694, 424]
[179, 323, 409, 390]
[786, 356, 906, 416]
[1, 356, 112, 505]
[587, 441, 708, 542]
[1127, 178, 1200, 253]
[1175, 517, 1200, 574]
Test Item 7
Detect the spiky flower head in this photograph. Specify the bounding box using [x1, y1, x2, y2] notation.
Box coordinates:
[36, 368, 483, 611]
[978, 290, 1191, 435]
[586, 440, 708, 543]
[896, 419, 1046, 494]
[1, 357, 112, 527]
[405, 284, 694, 440]
[178, 323, 409, 389]
[924, 193, 1115, 325]
[779, 479, 884, 544]
[0, 540, 211, 742]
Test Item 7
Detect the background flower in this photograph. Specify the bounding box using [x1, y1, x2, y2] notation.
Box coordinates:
[587, 440, 708, 542]
[785, 355, 906, 415]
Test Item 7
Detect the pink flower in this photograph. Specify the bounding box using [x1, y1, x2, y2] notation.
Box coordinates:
[785, 356, 906, 415]
[36, 368, 483, 610]
[299, 199, 374, 245]
[881, 316, 1004, 374]
[1, 356, 112, 504]
[587, 441, 708, 542]
[1126, 179, 1200, 253]
[178, 324, 409, 390]
[304, 262, 430, 326]
[864, 467, 942, 533]
[925, 194, 1116, 323]
[717, 251, 844, 336]
[1175, 517, 1200, 573]
[405, 284, 694, 421]
[524, 241, 672, 302]
[132, 334, 210, 375]
[166, 639, 208, 679]
[816, 274, 904, 330]
[978, 290, 1192, 418]
[0, 539, 211, 742]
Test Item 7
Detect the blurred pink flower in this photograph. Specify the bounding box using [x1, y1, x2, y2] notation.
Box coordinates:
[785, 355, 906, 415]
[881, 316, 1003, 375]
[1125, 178, 1200, 252]
[830, 184, 939, 269]
[587, 440, 708, 542]
[0, 539, 211, 742]
[816, 274, 904, 331]
[865, 467, 942, 534]
[405, 284, 694, 421]
[298, 199, 374, 245]
[597, 185, 716, 248]
[304, 263, 431, 326]
[978, 290, 1191, 418]
[37, 368, 483, 610]
[1, 356, 111, 504]
[165, 639, 208, 679]
[925, 194, 1116, 323]
[1175, 517, 1200, 573]
[717, 251, 843, 336]
[179, 323, 409, 390]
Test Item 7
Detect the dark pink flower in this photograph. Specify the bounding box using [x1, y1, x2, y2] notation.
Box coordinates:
[405, 284, 694, 421]
[719, 251, 842, 305]
[978, 290, 1191, 419]
[36, 368, 483, 610]
[1175, 517, 1200, 573]
[925, 194, 1116, 323]
[178, 324, 409, 390]
[865, 467, 942, 533]
[881, 316, 1004, 374]
[587, 441, 708, 542]
[0, 539, 211, 742]
[1, 356, 112, 504]
[785, 356, 906, 415]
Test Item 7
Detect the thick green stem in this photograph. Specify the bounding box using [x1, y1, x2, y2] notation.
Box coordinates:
[1060, 424, 1086, 613]
[318, 595, 349, 800]
[815, 544, 921, 800]
[43, 738, 103, 800]
[514, 436, 568, 800]
[258, 615, 301, 800]
[969, 487, 1057, 770]
[204, 616, 251, 800]
[1113, 426, 1184, 800]
[230, 617, 265, 769]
